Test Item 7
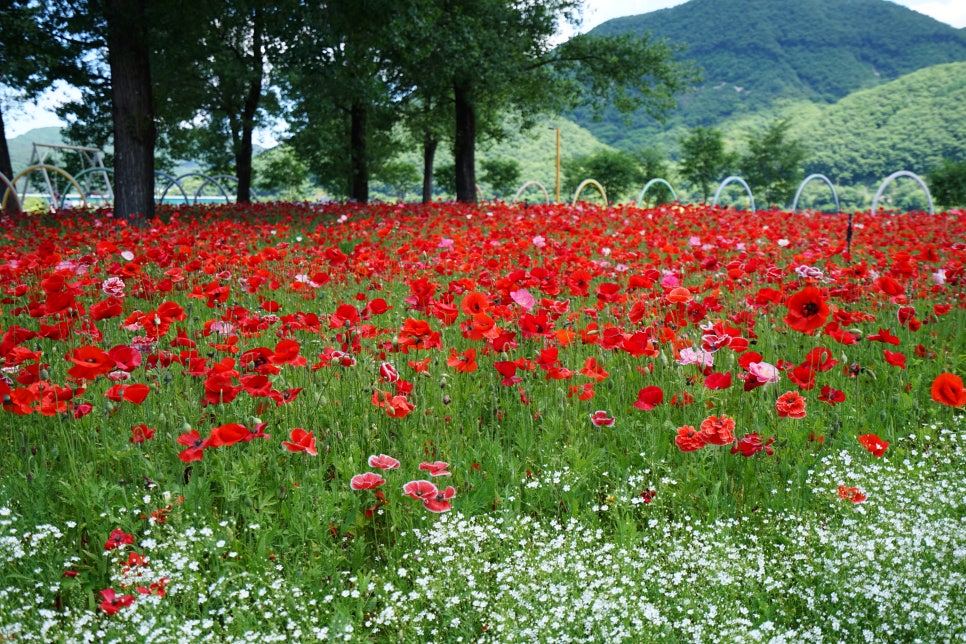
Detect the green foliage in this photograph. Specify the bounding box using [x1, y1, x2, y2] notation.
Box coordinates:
[252, 144, 314, 201]
[479, 158, 521, 199]
[929, 159, 966, 209]
[678, 127, 736, 202]
[562, 148, 644, 203]
[372, 160, 421, 202]
[577, 0, 966, 150]
[739, 119, 808, 207]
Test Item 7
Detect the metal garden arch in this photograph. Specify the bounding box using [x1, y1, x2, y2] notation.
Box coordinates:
[870, 171, 934, 215]
[791, 174, 839, 213]
[636, 178, 678, 205]
[712, 176, 756, 212]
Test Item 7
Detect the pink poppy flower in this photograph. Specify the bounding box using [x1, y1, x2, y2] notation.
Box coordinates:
[423, 486, 456, 513]
[368, 454, 401, 470]
[589, 410, 615, 427]
[403, 479, 438, 501]
[418, 461, 451, 477]
[748, 361, 780, 384]
[350, 472, 386, 491]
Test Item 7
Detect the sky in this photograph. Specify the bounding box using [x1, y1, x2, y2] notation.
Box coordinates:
[5, 0, 966, 138]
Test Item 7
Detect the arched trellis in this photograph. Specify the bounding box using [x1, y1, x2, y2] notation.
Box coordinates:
[791, 174, 840, 213]
[870, 170, 934, 215]
[196, 174, 239, 204]
[572, 179, 607, 206]
[70, 166, 115, 207]
[513, 180, 551, 204]
[712, 176, 756, 212]
[159, 172, 232, 204]
[1, 164, 88, 212]
[636, 178, 678, 205]
[154, 171, 191, 204]
[0, 172, 21, 212]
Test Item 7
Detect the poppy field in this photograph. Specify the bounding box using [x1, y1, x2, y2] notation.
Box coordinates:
[1, 201, 965, 642]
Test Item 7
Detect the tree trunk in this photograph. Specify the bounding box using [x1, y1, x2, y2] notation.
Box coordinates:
[453, 83, 476, 203]
[349, 101, 368, 203]
[421, 133, 438, 204]
[106, 0, 156, 222]
[234, 7, 263, 204]
[0, 107, 20, 215]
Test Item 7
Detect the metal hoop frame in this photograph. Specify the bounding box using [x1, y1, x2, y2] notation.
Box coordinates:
[572, 179, 607, 206]
[870, 171, 934, 215]
[712, 176, 756, 212]
[513, 181, 551, 204]
[637, 178, 678, 205]
[1, 165, 88, 212]
[791, 174, 840, 213]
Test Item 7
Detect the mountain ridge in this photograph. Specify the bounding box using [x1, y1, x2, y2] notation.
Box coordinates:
[575, 0, 966, 150]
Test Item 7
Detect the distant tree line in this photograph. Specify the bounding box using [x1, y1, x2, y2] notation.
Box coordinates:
[0, 0, 699, 220]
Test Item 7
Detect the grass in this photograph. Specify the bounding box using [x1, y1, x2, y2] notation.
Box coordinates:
[0, 201, 964, 641]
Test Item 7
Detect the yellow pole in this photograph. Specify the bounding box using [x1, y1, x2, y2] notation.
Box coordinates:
[555, 128, 561, 203]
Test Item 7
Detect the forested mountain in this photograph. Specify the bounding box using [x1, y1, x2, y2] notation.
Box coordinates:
[575, 0, 966, 150]
[803, 62, 966, 184]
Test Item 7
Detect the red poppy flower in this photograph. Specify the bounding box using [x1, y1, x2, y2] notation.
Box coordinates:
[883, 350, 906, 369]
[104, 528, 135, 551]
[818, 385, 846, 405]
[446, 348, 478, 373]
[675, 425, 707, 452]
[837, 485, 867, 503]
[633, 386, 664, 411]
[208, 423, 252, 448]
[731, 433, 775, 457]
[589, 410, 615, 427]
[371, 390, 415, 418]
[282, 428, 317, 455]
[867, 328, 901, 346]
[177, 430, 210, 462]
[99, 588, 136, 615]
[857, 433, 888, 457]
[350, 472, 386, 490]
[783, 286, 829, 334]
[418, 461, 452, 477]
[368, 454, 401, 470]
[930, 373, 966, 407]
[699, 415, 736, 446]
[801, 346, 838, 372]
[704, 371, 733, 390]
[130, 424, 155, 444]
[494, 361, 522, 387]
[67, 346, 115, 380]
[775, 391, 807, 418]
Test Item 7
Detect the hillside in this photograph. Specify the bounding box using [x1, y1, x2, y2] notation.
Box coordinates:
[575, 0, 966, 151]
[5, 127, 64, 173]
[804, 62, 966, 184]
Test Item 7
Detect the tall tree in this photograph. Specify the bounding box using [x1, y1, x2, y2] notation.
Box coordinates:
[160, 0, 288, 203]
[104, 0, 155, 220]
[406, 1, 696, 203]
[0, 1, 80, 212]
[678, 126, 734, 203]
[39, 0, 162, 221]
[283, 0, 399, 203]
[739, 119, 808, 207]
